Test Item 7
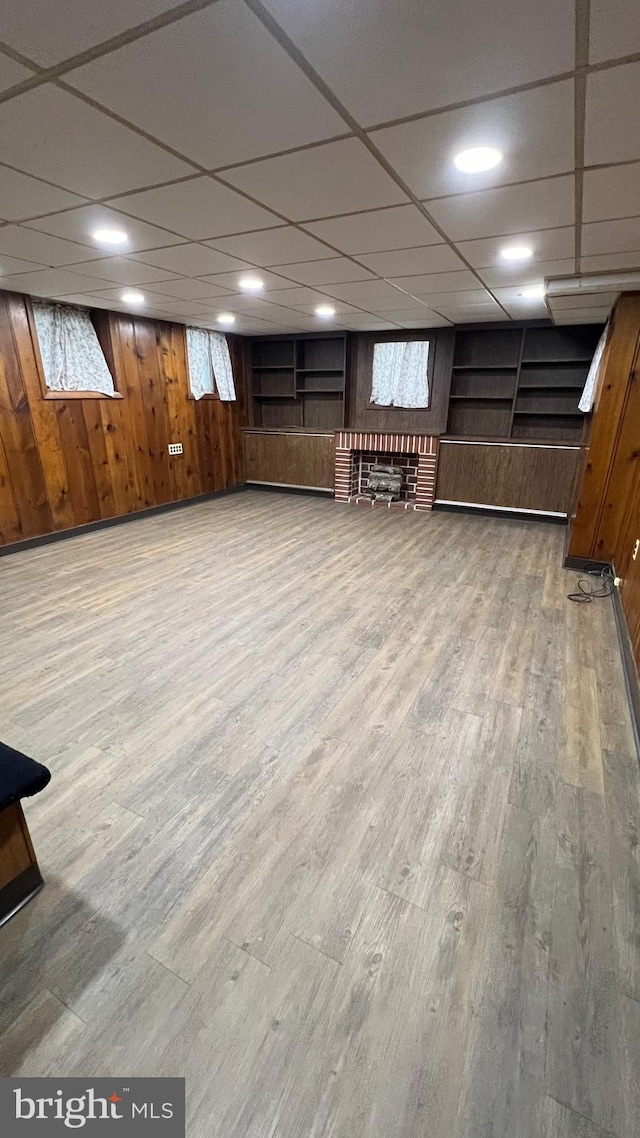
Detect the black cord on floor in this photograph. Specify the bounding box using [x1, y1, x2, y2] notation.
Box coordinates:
[567, 562, 616, 603]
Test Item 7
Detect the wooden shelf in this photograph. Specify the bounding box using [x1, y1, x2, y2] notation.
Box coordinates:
[251, 333, 347, 430]
[514, 409, 583, 417]
[452, 364, 516, 372]
[521, 358, 593, 366]
[446, 324, 597, 444]
[296, 388, 343, 395]
[254, 393, 297, 400]
[519, 382, 583, 390]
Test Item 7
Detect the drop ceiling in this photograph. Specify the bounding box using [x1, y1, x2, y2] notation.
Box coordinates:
[0, 0, 637, 332]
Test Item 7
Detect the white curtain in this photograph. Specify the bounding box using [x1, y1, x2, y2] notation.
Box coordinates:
[579, 323, 609, 412]
[186, 328, 236, 401]
[370, 340, 430, 408]
[33, 301, 115, 395]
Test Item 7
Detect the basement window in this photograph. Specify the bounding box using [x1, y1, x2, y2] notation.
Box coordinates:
[32, 301, 119, 399]
[370, 339, 430, 408]
[186, 327, 236, 401]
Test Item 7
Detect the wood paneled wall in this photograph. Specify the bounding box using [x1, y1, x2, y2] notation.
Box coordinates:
[0, 291, 247, 547]
[567, 292, 640, 669]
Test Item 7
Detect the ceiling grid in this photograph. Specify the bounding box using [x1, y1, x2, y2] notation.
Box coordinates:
[0, 0, 636, 331]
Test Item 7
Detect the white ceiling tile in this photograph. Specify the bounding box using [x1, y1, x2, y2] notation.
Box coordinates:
[437, 299, 503, 315]
[0, 253, 48, 275]
[66, 2, 344, 169]
[396, 316, 454, 327]
[418, 289, 496, 307]
[49, 294, 125, 310]
[491, 285, 551, 306]
[303, 205, 441, 254]
[0, 166, 88, 221]
[260, 0, 574, 122]
[582, 163, 640, 223]
[0, 1, 182, 67]
[0, 54, 34, 92]
[580, 251, 640, 272]
[367, 305, 434, 320]
[260, 286, 335, 306]
[208, 226, 333, 266]
[478, 258, 575, 287]
[336, 316, 402, 330]
[86, 286, 211, 314]
[109, 177, 282, 241]
[215, 300, 298, 323]
[582, 217, 640, 256]
[269, 258, 373, 285]
[69, 257, 181, 287]
[385, 270, 480, 293]
[552, 307, 610, 324]
[357, 244, 464, 276]
[196, 268, 294, 292]
[443, 307, 505, 322]
[0, 87, 191, 198]
[0, 225, 108, 266]
[321, 279, 411, 305]
[143, 278, 235, 301]
[0, 267, 124, 297]
[427, 176, 575, 240]
[457, 227, 575, 268]
[222, 139, 408, 220]
[289, 300, 362, 316]
[585, 63, 640, 166]
[26, 204, 186, 253]
[133, 244, 253, 277]
[549, 292, 619, 310]
[499, 301, 549, 320]
[372, 82, 574, 200]
[589, 1, 640, 63]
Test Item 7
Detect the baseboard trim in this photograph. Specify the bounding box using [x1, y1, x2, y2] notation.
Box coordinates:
[247, 482, 333, 498]
[433, 502, 567, 524]
[563, 555, 612, 572]
[0, 864, 43, 928]
[0, 484, 247, 557]
[611, 585, 640, 763]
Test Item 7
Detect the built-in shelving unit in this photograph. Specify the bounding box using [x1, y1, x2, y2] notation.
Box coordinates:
[250, 334, 347, 430]
[446, 324, 602, 442]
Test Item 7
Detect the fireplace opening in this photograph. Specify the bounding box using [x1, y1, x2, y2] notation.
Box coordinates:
[358, 450, 419, 507]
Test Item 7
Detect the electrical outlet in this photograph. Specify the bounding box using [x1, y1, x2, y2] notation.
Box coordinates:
[168, 443, 183, 456]
[633, 539, 640, 561]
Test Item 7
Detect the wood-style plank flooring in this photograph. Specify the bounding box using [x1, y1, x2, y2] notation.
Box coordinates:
[1, 491, 639, 1137]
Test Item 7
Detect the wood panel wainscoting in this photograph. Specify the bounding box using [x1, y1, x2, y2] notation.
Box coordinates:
[244, 429, 335, 491]
[435, 439, 583, 517]
[0, 290, 247, 549]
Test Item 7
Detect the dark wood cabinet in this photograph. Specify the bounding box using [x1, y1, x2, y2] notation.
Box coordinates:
[436, 439, 582, 517]
[244, 429, 335, 491]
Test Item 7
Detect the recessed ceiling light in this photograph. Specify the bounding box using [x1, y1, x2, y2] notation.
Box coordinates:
[453, 146, 503, 173]
[217, 313, 235, 325]
[315, 304, 336, 317]
[121, 289, 145, 305]
[500, 244, 533, 261]
[520, 284, 546, 299]
[92, 227, 128, 246]
[238, 276, 264, 292]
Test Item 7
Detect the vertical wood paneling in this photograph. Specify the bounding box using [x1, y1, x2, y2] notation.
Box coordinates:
[567, 292, 640, 673]
[0, 291, 246, 548]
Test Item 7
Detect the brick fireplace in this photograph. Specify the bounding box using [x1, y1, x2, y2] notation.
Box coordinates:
[334, 432, 438, 510]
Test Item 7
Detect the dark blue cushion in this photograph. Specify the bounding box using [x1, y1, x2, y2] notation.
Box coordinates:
[0, 741, 51, 812]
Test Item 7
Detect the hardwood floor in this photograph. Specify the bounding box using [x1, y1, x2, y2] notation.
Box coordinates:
[0, 491, 638, 1138]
